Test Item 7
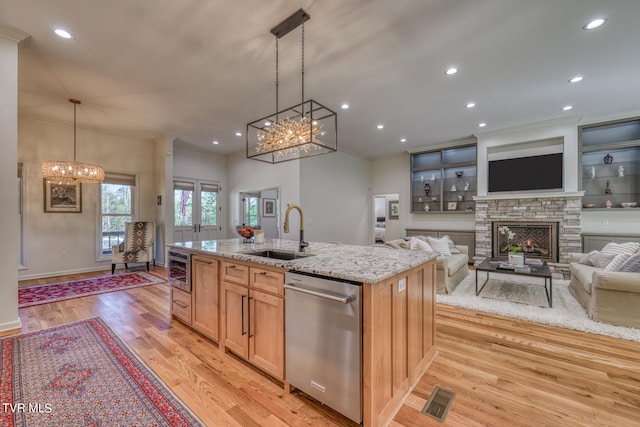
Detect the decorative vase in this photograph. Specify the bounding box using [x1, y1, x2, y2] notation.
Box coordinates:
[604, 153, 613, 164]
[424, 204, 430, 212]
[424, 183, 431, 196]
[508, 253, 525, 266]
[606, 200, 612, 208]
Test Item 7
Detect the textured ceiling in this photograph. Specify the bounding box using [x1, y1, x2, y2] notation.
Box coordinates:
[2, 0, 640, 158]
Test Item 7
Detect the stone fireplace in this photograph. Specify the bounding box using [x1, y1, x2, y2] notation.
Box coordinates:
[475, 195, 582, 274]
[492, 221, 558, 262]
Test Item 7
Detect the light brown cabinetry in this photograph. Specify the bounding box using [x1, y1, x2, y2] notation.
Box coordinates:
[171, 287, 192, 325]
[221, 261, 285, 381]
[191, 255, 219, 341]
[363, 259, 437, 427]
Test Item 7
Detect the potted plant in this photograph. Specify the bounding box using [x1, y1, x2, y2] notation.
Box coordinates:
[508, 246, 524, 266]
[499, 226, 524, 265]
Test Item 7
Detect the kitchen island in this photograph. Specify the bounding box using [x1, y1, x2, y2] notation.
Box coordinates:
[168, 239, 438, 427]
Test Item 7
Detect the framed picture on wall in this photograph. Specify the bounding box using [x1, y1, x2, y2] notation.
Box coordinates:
[44, 179, 82, 213]
[262, 198, 276, 217]
[388, 200, 399, 219]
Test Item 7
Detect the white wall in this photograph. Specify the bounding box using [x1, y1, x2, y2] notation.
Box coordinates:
[226, 151, 300, 240]
[172, 143, 228, 241]
[300, 151, 371, 245]
[370, 152, 475, 240]
[0, 33, 21, 331]
[374, 197, 386, 219]
[260, 188, 279, 239]
[18, 118, 159, 279]
[476, 116, 580, 196]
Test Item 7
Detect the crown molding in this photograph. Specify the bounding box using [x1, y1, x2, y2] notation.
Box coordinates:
[474, 115, 582, 139]
[0, 25, 30, 45]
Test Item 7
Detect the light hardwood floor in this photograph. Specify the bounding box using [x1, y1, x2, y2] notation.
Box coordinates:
[13, 267, 640, 426]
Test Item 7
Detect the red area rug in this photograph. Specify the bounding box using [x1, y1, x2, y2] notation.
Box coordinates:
[0, 317, 203, 426]
[19, 272, 166, 308]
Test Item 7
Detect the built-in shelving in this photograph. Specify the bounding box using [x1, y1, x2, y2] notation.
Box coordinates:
[580, 118, 640, 211]
[410, 144, 477, 213]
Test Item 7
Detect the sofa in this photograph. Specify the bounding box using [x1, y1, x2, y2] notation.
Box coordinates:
[568, 243, 640, 328]
[384, 236, 469, 294]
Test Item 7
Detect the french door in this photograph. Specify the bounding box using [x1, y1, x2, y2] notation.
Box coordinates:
[173, 180, 221, 242]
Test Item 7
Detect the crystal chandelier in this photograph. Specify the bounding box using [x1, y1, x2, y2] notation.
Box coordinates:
[247, 9, 337, 164]
[41, 99, 105, 184]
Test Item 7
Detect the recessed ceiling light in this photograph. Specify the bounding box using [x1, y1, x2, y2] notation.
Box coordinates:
[264, 121, 272, 126]
[583, 18, 606, 30]
[400, 138, 407, 143]
[377, 124, 384, 130]
[235, 131, 242, 137]
[54, 28, 73, 39]
[562, 105, 573, 111]
[478, 122, 487, 128]
[466, 102, 476, 108]
[445, 67, 458, 75]
[212, 140, 219, 145]
[341, 103, 350, 109]
[569, 75, 584, 83]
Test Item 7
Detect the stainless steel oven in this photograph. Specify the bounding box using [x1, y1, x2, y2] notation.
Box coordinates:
[167, 249, 191, 292]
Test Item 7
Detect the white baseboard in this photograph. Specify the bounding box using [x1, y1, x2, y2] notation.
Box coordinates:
[0, 319, 22, 333]
[18, 262, 166, 282]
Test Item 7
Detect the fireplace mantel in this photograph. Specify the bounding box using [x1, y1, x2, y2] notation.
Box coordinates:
[474, 191, 584, 201]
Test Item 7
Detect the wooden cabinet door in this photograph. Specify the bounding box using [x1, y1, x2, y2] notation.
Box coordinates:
[192, 256, 219, 340]
[223, 282, 249, 359]
[249, 289, 284, 380]
[171, 287, 192, 325]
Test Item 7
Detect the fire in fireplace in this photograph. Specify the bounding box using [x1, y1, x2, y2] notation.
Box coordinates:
[492, 221, 559, 262]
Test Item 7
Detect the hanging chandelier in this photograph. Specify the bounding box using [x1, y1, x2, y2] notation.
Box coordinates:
[247, 9, 337, 164]
[41, 99, 105, 184]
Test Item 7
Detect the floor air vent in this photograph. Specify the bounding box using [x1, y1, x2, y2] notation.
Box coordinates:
[422, 385, 455, 422]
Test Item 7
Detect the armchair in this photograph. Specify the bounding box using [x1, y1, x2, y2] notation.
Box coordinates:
[111, 221, 156, 274]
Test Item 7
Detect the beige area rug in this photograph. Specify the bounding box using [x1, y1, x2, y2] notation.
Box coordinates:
[437, 272, 640, 343]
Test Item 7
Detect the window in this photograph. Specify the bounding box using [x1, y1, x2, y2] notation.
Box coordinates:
[99, 173, 136, 256]
[174, 181, 194, 227]
[200, 183, 218, 226]
[242, 193, 260, 227]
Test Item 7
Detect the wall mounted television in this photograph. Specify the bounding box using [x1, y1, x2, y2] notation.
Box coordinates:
[488, 153, 563, 192]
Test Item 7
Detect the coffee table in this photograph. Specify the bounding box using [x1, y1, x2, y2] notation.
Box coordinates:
[475, 258, 553, 307]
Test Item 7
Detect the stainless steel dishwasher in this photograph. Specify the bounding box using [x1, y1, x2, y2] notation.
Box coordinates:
[284, 271, 362, 424]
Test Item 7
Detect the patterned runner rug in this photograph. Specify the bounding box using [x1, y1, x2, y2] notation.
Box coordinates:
[19, 272, 166, 308]
[0, 317, 203, 426]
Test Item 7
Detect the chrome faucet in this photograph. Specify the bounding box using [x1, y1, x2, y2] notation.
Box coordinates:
[283, 204, 309, 252]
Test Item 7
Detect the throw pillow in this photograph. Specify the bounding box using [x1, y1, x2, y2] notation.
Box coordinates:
[409, 236, 433, 252]
[427, 236, 451, 256]
[601, 242, 640, 257]
[592, 252, 618, 269]
[617, 253, 640, 273]
[578, 250, 599, 265]
[604, 253, 630, 272]
[440, 234, 462, 254]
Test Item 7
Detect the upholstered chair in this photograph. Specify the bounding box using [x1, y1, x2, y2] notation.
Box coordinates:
[111, 221, 156, 274]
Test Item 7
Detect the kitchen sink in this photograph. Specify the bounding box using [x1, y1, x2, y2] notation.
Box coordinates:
[246, 250, 314, 260]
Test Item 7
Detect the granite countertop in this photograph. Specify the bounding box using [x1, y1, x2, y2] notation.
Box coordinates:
[169, 238, 437, 284]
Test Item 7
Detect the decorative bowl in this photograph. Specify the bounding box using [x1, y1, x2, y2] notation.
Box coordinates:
[620, 202, 638, 208]
[455, 171, 464, 177]
[236, 225, 255, 239]
[583, 204, 595, 208]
